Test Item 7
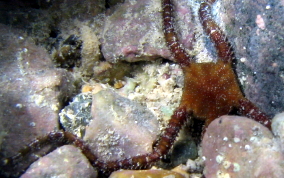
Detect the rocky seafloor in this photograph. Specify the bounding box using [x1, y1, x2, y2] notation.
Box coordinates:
[0, 0, 284, 177]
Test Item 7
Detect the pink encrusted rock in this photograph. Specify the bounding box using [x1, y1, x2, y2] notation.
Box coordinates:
[83, 89, 159, 162]
[202, 116, 284, 178]
[21, 145, 97, 178]
[0, 24, 75, 170]
[272, 112, 284, 154]
[101, 0, 194, 63]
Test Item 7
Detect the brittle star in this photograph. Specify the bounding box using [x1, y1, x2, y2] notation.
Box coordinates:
[0, 0, 271, 177]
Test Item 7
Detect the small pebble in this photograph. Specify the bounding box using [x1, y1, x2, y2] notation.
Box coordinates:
[109, 169, 185, 178]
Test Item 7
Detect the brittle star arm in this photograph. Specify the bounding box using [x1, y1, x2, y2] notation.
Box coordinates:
[0, 107, 191, 176]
